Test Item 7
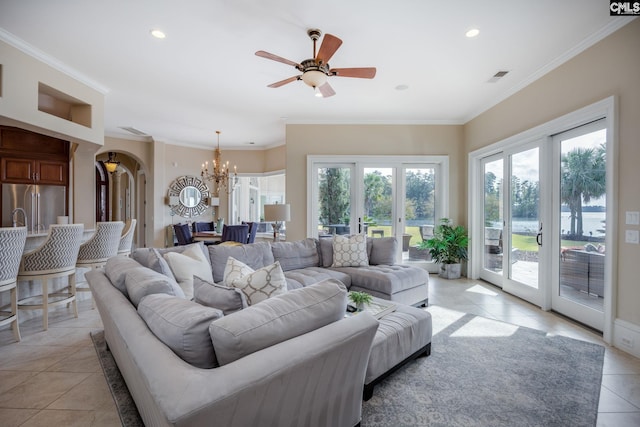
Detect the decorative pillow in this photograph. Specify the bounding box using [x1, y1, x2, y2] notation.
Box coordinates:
[194, 276, 247, 315]
[223, 257, 287, 305]
[332, 234, 369, 267]
[133, 243, 210, 281]
[208, 241, 274, 283]
[369, 237, 398, 265]
[163, 244, 214, 299]
[104, 256, 143, 296]
[138, 293, 223, 368]
[209, 279, 347, 366]
[124, 266, 185, 307]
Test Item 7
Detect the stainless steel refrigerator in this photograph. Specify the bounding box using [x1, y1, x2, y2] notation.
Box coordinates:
[2, 183, 67, 233]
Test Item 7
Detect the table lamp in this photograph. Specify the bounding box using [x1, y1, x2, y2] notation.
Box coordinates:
[264, 203, 290, 242]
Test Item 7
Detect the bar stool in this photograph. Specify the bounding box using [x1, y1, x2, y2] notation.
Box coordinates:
[76, 221, 124, 298]
[17, 224, 84, 331]
[0, 227, 28, 341]
[117, 219, 137, 256]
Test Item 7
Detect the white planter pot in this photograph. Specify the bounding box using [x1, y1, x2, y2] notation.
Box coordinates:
[439, 263, 461, 279]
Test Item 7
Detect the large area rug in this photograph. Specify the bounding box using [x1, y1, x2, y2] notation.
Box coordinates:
[92, 311, 604, 427]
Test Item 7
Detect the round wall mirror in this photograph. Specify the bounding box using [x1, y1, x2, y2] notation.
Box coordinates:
[179, 186, 201, 208]
[167, 175, 210, 218]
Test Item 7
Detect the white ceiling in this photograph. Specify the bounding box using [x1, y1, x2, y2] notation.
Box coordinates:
[0, 1, 631, 149]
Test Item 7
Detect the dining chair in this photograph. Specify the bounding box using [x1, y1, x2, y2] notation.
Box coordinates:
[220, 224, 249, 244]
[173, 223, 194, 245]
[76, 221, 124, 303]
[245, 222, 258, 243]
[0, 226, 28, 341]
[118, 219, 137, 256]
[17, 224, 84, 330]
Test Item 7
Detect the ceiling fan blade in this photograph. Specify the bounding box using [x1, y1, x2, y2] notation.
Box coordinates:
[316, 34, 342, 64]
[318, 82, 336, 98]
[255, 50, 301, 68]
[267, 76, 300, 88]
[330, 67, 377, 79]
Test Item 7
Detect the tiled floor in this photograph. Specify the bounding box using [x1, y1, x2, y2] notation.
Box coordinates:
[1, 276, 639, 426]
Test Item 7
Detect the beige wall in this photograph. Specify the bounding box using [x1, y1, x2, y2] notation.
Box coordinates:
[285, 124, 465, 241]
[464, 20, 640, 328]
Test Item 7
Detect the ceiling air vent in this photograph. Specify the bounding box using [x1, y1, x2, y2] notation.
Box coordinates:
[119, 126, 149, 136]
[488, 70, 509, 83]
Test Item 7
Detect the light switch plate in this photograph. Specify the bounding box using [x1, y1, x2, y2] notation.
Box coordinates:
[625, 229, 639, 244]
[626, 211, 640, 225]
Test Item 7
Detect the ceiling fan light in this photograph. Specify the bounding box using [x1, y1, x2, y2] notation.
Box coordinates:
[301, 70, 327, 88]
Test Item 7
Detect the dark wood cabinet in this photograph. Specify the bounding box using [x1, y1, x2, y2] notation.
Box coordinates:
[0, 126, 69, 186]
[1, 158, 68, 185]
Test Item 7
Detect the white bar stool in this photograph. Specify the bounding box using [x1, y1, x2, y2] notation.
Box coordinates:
[0, 226, 28, 342]
[117, 219, 137, 256]
[76, 221, 124, 299]
[17, 224, 84, 331]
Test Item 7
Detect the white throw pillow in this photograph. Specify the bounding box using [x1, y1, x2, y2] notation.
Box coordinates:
[163, 244, 213, 299]
[224, 257, 287, 305]
[332, 234, 369, 267]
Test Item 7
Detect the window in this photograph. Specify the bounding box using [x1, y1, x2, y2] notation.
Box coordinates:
[230, 171, 285, 230]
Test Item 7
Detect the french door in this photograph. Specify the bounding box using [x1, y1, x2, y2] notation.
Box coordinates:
[308, 156, 448, 269]
[475, 118, 610, 331]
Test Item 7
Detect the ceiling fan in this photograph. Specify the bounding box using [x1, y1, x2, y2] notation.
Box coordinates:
[255, 29, 376, 98]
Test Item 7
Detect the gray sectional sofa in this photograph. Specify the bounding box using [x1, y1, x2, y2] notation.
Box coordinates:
[86, 236, 431, 426]
[208, 237, 429, 307]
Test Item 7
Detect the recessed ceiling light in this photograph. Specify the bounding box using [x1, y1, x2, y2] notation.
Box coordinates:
[150, 29, 166, 39]
[466, 28, 480, 38]
[395, 84, 409, 91]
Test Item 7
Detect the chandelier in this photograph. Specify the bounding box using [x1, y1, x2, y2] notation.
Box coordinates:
[200, 131, 238, 195]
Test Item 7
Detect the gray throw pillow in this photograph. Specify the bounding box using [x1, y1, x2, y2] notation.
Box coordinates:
[132, 242, 210, 281]
[124, 266, 185, 307]
[369, 237, 398, 265]
[209, 279, 347, 366]
[193, 276, 247, 315]
[104, 256, 143, 296]
[138, 294, 223, 368]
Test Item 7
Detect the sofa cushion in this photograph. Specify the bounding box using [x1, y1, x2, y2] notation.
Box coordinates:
[138, 293, 223, 369]
[224, 257, 287, 305]
[369, 237, 398, 265]
[194, 276, 247, 315]
[208, 241, 274, 283]
[209, 279, 348, 366]
[332, 234, 369, 267]
[125, 266, 185, 307]
[132, 242, 210, 281]
[283, 267, 351, 290]
[270, 238, 320, 271]
[104, 256, 143, 296]
[163, 244, 213, 299]
[331, 264, 428, 296]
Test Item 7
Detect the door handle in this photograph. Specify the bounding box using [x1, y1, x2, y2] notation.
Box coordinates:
[536, 223, 542, 246]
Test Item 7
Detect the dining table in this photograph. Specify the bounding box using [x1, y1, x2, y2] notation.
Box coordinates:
[192, 231, 222, 243]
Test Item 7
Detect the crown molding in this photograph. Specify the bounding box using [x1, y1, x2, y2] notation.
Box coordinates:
[0, 27, 110, 95]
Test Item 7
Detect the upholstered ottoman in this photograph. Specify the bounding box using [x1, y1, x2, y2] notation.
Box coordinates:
[363, 303, 432, 400]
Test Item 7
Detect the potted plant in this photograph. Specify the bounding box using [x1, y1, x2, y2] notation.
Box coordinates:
[349, 291, 373, 311]
[419, 218, 469, 279]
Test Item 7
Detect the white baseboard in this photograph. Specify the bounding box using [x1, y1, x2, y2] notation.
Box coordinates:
[613, 319, 640, 358]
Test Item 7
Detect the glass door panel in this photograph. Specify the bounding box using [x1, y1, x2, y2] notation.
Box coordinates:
[363, 167, 393, 238]
[552, 121, 606, 330]
[508, 147, 540, 288]
[317, 166, 353, 236]
[403, 167, 436, 263]
[482, 157, 504, 277]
